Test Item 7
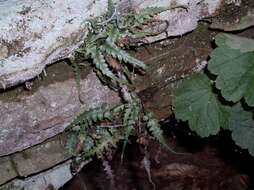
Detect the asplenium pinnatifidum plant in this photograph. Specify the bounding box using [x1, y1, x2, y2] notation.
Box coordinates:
[65, 0, 181, 171]
[72, 1, 169, 87]
[173, 33, 254, 156]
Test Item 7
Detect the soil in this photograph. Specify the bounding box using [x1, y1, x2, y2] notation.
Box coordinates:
[60, 118, 254, 190]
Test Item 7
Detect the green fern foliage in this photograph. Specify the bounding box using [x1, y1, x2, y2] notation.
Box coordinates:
[144, 112, 182, 154]
[121, 98, 141, 160]
[134, 7, 168, 25]
[65, 131, 79, 156]
[66, 0, 172, 166]
[103, 38, 147, 70]
[106, 0, 115, 18]
[87, 46, 121, 83]
[71, 1, 168, 86]
[66, 104, 123, 157]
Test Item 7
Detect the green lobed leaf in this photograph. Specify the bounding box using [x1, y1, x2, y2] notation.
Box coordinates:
[173, 73, 229, 137]
[208, 34, 254, 106]
[215, 33, 254, 53]
[229, 103, 254, 156]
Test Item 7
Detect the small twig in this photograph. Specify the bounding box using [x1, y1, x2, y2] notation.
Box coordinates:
[142, 155, 156, 190]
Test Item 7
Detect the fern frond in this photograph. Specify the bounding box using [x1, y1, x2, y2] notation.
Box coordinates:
[67, 1, 172, 165]
[71, 62, 83, 102]
[66, 105, 113, 131]
[134, 7, 168, 25]
[87, 46, 120, 82]
[102, 38, 147, 70]
[107, 25, 121, 44]
[66, 104, 125, 159]
[85, 129, 122, 158]
[121, 125, 133, 161]
[107, 0, 115, 18]
[121, 100, 141, 160]
[144, 112, 182, 155]
[65, 132, 79, 156]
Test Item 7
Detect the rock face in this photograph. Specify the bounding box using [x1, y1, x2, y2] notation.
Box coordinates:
[0, 134, 69, 185]
[0, 0, 224, 188]
[0, 0, 222, 89]
[0, 23, 217, 187]
[0, 160, 74, 190]
[0, 70, 120, 156]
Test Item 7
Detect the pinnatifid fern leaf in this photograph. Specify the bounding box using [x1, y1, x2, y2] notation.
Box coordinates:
[107, 26, 121, 43]
[72, 62, 81, 91]
[121, 100, 141, 160]
[144, 112, 183, 155]
[103, 38, 147, 70]
[66, 104, 126, 158]
[67, 105, 117, 130]
[85, 129, 122, 159]
[87, 46, 120, 82]
[71, 61, 84, 103]
[67, 0, 171, 164]
[65, 132, 79, 156]
[107, 0, 115, 18]
[134, 7, 168, 25]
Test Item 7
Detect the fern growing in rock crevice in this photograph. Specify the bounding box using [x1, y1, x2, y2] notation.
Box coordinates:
[71, 0, 168, 87]
[66, 0, 182, 176]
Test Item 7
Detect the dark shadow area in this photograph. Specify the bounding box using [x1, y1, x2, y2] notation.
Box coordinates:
[60, 116, 254, 190]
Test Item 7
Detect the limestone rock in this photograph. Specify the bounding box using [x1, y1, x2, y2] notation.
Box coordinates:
[0, 160, 74, 190]
[0, 0, 222, 89]
[0, 71, 120, 156]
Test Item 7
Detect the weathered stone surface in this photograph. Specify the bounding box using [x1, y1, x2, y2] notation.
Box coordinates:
[0, 157, 18, 185]
[0, 0, 222, 89]
[0, 160, 74, 190]
[0, 134, 70, 185]
[135, 24, 215, 119]
[0, 23, 218, 186]
[0, 71, 120, 156]
[12, 134, 68, 177]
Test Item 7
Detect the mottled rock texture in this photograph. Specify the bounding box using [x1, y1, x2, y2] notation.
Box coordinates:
[0, 0, 222, 89]
[0, 71, 120, 156]
[0, 0, 224, 188]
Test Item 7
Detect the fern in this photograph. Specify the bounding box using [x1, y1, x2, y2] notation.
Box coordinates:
[87, 46, 119, 81]
[121, 100, 141, 160]
[106, 0, 115, 18]
[107, 25, 121, 43]
[102, 38, 147, 70]
[71, 61, 84, 103]
[134, 7, 168, 25]
[84, 128, 123, 159]
[71, 1, 166, 86]
[66, 0, 172, 168]
[65, 132, 79, 156]
[144, 112, 183, 155]
[66, 104, 125, 158]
